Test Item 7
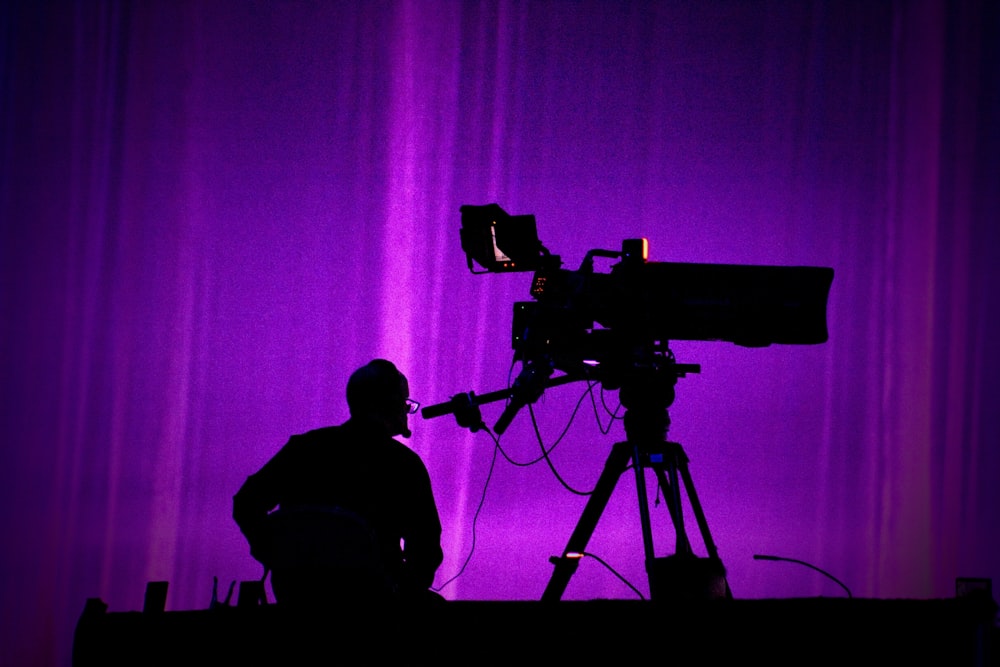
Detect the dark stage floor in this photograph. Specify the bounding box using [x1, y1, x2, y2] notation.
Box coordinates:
[74, 595, 998, 666]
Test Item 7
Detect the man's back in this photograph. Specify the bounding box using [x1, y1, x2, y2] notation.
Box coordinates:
[233, 419, 443, 603]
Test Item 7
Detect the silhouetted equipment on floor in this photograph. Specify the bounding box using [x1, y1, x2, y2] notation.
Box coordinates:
[73, 596, 998, 666]
[142, 582, 168, 614]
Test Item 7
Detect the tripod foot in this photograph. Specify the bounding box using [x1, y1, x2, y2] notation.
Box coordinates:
[650, 554, 730, 602]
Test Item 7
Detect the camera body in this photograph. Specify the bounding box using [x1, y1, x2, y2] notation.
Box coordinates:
[460, 204, 834, 376]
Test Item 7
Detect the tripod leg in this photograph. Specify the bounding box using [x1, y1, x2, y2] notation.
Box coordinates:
[542, 441, 633, 602]
[652, 464, 694, 556]
[674, 453, 720, 562]
[674, 445, 733, 599]
[631, 443, 658, 570]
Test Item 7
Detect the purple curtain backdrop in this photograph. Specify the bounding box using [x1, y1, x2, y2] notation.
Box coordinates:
[2, 1, 998, 664]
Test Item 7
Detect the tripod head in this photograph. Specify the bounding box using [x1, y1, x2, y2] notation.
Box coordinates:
[616, 351, 699, 444]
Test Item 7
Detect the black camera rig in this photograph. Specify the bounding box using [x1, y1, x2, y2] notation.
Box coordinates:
[427, 204, 834, 601]
[444, 203, 833, 432]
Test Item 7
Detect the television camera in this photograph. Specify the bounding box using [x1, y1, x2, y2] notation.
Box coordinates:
[424, 203, 834, 601]
[433, 203, 833, 433]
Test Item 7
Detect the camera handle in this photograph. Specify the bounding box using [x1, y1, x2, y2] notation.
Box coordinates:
[421, 372, 581, 432]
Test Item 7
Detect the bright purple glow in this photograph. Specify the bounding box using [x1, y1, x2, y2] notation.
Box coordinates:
[2, 2, 998, 665]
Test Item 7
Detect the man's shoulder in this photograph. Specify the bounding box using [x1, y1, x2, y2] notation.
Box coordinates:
[295, 424, 344, 441]
[290, 422, 426, 467]
[277, 424, 347, 457]
[290, 423, 407, 451]
[389, 437, 425, 461]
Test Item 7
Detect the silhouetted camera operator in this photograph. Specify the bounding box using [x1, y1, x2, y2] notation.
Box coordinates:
[233, 359, 443, 607]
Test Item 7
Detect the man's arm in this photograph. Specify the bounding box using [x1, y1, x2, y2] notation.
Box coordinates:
[399, 456, 444, 592]
[233, 473, 273, 555]
[233, 441, 295, 564]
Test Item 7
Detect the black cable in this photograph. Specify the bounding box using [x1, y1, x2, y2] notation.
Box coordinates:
[592, 383, 622, 435]
[438, 372, 599, 590]
[753, 554, 853, 598]
[600, 384, 619, 418]
[494, 437, 541, 467]
[542, 383, 592, 447]
[497, 380, 595, 468]
[528, 402, 593, 496]
[436, 364, 618, 587]
[433, 429, 501, 593]
[572, 551, 645, 600]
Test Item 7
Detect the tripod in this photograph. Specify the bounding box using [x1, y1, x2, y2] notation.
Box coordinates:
[541, 362, 731, 602]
